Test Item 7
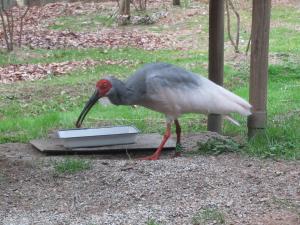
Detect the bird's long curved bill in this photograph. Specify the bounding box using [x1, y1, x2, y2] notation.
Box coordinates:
[76, 90, 100, 128]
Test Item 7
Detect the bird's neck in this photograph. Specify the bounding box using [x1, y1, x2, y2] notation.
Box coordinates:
[107, 79, 132, 105]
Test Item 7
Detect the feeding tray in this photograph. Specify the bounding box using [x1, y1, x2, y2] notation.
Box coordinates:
[57, 126, 139, 148]
[30, 133, 176, 154]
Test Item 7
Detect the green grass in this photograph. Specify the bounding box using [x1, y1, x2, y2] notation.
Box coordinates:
[222, 18, 300, 158]
[0, 3, 299, 160]
[146, 219, 164, 225]
[0, 173, 6, 183]
[196, 137, 242, 155]
[0, 47, 207, 68]
[192, 208, 225, 225]
[54, 158, 91, 174]
[272, 197, 300, 215]
[271, 6, 300, 24]
[0, 48, 209, 143]
[48, 14, 115, 31]
[0, 51, 19, 65]
[245, 115, 300, 159]
[269, 27, 300, 53]
[269, 6, 300, 54]
[223, 62, 300, 159]
[224, 84, 299, 159]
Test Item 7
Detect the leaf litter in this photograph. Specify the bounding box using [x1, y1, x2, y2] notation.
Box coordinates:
[0, 1, 176, 84]
[0, 59, 131, 83]
[0, 2, 172, 51]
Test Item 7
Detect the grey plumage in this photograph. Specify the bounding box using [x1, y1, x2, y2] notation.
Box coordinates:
[106, 63, 200, 105]
[104, 62, 251, 120]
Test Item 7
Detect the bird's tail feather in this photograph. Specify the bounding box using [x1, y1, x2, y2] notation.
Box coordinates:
[217, 85, 252, 116]
[224, 115, 241, 126]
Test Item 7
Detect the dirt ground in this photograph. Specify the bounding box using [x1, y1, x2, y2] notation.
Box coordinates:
[0, 133, 299, 225]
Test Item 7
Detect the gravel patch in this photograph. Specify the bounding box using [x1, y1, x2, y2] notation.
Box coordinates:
[0, 133, 299, 225]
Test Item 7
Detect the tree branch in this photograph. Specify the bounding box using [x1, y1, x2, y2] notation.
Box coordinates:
[228, 0, 240, 52]
[246, 31, 252, 55]
[18, 6, 30, 47]
[0, 11, 10, 51]
[226, 0, 237, 53]
[2, 4, 14, 51]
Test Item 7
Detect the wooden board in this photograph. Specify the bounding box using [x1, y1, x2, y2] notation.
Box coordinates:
[30, 134, 175, 154]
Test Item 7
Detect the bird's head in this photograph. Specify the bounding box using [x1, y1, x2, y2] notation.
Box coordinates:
[75, 79, 112, 128]
[96, 79, 113, 97]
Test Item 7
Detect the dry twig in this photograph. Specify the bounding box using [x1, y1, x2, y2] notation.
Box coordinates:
[225, 0, 240, 53]
[18, 6, 30, 47]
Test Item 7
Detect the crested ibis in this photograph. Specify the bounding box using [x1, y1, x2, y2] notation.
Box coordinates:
[76, 63, 251, 160]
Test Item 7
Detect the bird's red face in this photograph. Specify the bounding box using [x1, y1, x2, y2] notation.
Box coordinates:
[96, 79, 112, 97]
[76, 79, 112, 128]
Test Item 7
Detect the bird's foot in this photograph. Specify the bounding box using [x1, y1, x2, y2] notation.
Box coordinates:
[138, 154, 160, 160]
[172, 143, 183, 158]
[172, 152, 181, 158]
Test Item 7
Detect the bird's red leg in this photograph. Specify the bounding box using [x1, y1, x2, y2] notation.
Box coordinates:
[174, 119, 182, 157]
[140, 123, 171, 160]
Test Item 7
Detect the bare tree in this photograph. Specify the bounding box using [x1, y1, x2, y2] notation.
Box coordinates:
[0, 0, 31, 52]
[118, 0, 130, 25]
[18, 5, 30, 47]
[116, 0, 120, 7]
[173, 0, 180, 6]
[225, 0, 240, 53]
[132, 0, 147, 11]
[1, 0, 14, 51]
[245, 31, 252, 55]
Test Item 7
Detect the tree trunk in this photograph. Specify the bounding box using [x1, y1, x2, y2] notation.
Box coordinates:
[119, 0, 130, 16]
[173, 0, 180, 6]
[119, 0, 130, 25]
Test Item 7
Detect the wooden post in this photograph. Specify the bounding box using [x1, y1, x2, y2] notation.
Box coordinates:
[248, 0, 271, 138]
[207, 0, 224, 133]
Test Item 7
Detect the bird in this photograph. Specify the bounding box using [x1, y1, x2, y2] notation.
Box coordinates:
[76, 62, 251, 160]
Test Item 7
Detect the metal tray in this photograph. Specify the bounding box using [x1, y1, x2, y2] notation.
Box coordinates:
[57, 126, 140, 148]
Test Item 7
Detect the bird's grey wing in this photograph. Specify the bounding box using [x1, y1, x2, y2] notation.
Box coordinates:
[127, 63, 201, 89]
[125, 63, 202, 105]
[145, 64, 202, 92]
[141, 65, 202, 116]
